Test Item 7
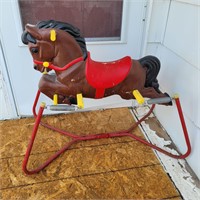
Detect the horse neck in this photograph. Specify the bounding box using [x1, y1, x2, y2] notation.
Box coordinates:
[53, 33, 83, 69]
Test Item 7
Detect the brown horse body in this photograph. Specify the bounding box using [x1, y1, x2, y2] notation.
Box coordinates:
[22, 20, 169, 105]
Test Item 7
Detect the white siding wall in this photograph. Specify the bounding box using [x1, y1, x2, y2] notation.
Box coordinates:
[145, 0, 200, 179]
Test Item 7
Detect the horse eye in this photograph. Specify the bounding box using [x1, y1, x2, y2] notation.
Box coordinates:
[31, 48, 39, 54]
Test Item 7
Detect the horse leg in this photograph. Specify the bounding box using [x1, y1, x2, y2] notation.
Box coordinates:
[38, 74, 76, 104]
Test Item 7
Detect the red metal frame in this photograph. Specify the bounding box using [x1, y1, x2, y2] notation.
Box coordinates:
[22, 90, 191, 175]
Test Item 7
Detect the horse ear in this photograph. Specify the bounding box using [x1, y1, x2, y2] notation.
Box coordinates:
[25, 24, 42, 40]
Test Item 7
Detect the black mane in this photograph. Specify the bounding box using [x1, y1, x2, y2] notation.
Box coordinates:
[22, 20, 87, 60]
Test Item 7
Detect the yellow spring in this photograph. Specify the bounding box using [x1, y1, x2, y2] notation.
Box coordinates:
[132, 90, 145, 105]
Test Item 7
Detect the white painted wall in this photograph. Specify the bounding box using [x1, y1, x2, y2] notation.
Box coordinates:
[145, 0, 200, 179]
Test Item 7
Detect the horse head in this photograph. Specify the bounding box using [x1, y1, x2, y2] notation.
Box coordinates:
[22, 20, 87, 73]
[22, 24, 57, 73]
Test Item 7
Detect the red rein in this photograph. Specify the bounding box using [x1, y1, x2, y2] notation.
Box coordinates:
[33, 56, 84, 71]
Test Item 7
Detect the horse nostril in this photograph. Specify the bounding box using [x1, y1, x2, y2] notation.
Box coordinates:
[34, 65, 38, 70]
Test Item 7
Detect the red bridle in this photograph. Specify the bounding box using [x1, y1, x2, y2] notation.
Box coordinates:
[33, 56, 84, 72]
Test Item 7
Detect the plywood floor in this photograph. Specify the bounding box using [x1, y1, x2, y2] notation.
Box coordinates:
[0, 108, 182, 199]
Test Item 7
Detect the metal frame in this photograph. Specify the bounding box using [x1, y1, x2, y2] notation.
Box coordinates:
[22, 90, 191, 175]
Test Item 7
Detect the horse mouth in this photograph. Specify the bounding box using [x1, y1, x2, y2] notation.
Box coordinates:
[41, 67, 52, 73]
[34, 65, 52, 73]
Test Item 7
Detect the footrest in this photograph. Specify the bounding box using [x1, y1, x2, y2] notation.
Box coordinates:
[133, 90, 145, 105]
[53, 94, 58, 105]
[77, 93, 84, 109]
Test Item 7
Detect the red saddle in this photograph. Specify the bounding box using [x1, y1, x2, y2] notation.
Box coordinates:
[86, 52, 132, 98]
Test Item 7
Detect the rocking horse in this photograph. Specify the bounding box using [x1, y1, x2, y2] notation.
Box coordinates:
[22, 20, 171, 103]
[21, 20, 191, 175]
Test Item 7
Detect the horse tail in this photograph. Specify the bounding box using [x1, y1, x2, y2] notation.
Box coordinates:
[139, 55, 161, 93]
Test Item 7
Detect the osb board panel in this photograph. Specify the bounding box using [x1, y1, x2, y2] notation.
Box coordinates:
[0, 108, 144, 159]
[1, 165, 180, 200]
[0, 141, 159, 189]
[0, 108, 181, 199]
